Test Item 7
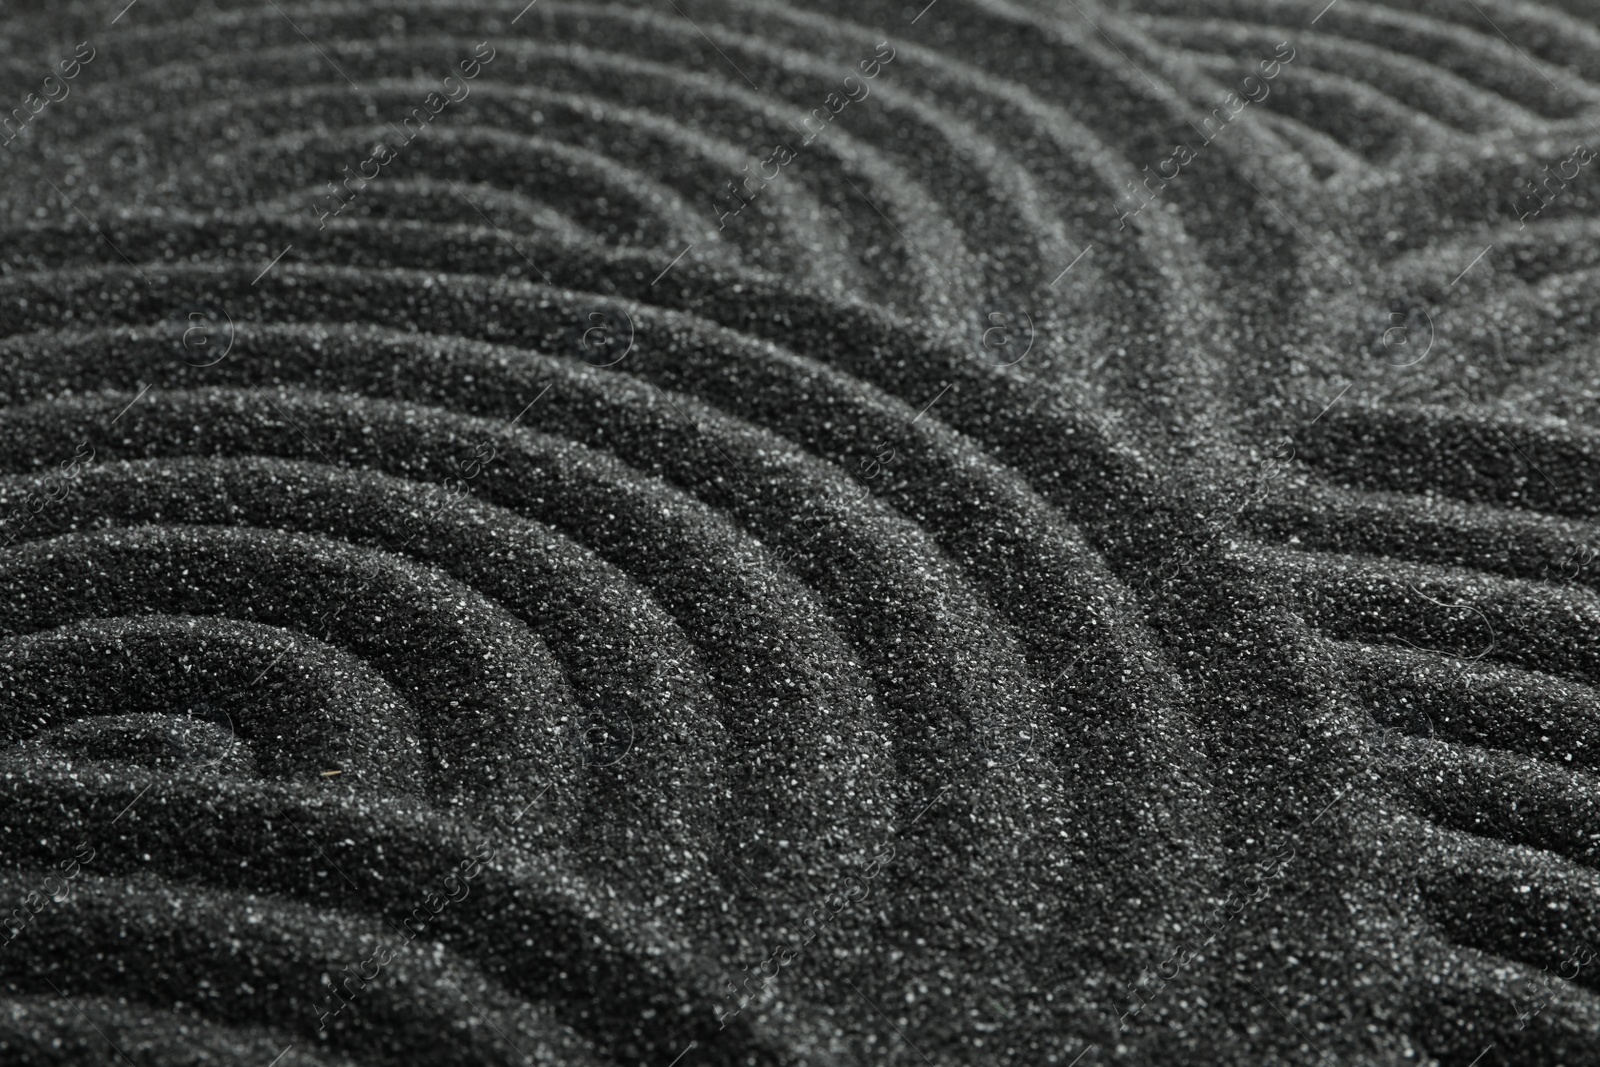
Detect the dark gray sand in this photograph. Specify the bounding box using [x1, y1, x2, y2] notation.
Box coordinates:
[1, 0, 1600, 1063]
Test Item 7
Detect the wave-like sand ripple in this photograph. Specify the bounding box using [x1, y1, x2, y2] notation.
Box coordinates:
[3, 0, 1600, 1063]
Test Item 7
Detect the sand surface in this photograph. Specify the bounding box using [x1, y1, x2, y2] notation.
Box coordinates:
[1, 0, 1599, 1064]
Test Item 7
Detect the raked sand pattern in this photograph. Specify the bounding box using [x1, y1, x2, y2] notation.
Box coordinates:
[3, 0, 1600, 1064]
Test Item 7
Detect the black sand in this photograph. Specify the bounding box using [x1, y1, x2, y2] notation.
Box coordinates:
[1, 0, 1599, 1063]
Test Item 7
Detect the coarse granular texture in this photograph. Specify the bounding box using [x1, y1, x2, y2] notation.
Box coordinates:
[1, 0, 1599, 1064]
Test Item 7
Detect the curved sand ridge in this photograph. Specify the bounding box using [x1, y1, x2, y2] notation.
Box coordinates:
[2, 0, 1600, 1064]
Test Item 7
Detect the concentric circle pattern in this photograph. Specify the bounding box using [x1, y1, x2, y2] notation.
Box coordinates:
[3, 0, 1600, 1064]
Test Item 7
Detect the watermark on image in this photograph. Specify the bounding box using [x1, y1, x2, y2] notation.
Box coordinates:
[712, 41, 896, 230]
[977, 309, 1034, 368]
[1508, 937, 1598, 1030]
[713, 788, 946, 1031]
[578, 308, 635, 368]
[1114, 842, 1296, 1031]
[1514, 143, 1595, 230]
[1542, 541, 1596, 584]
[0, 441, 96, 550]
[0, 841, 96, 951]
[311, 42, 497, 229]
[314, 843, 496, 1028]
[1, 41, 97, 150]
[1115, 42, 1296, 230]
[174, 304, 237, 367]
